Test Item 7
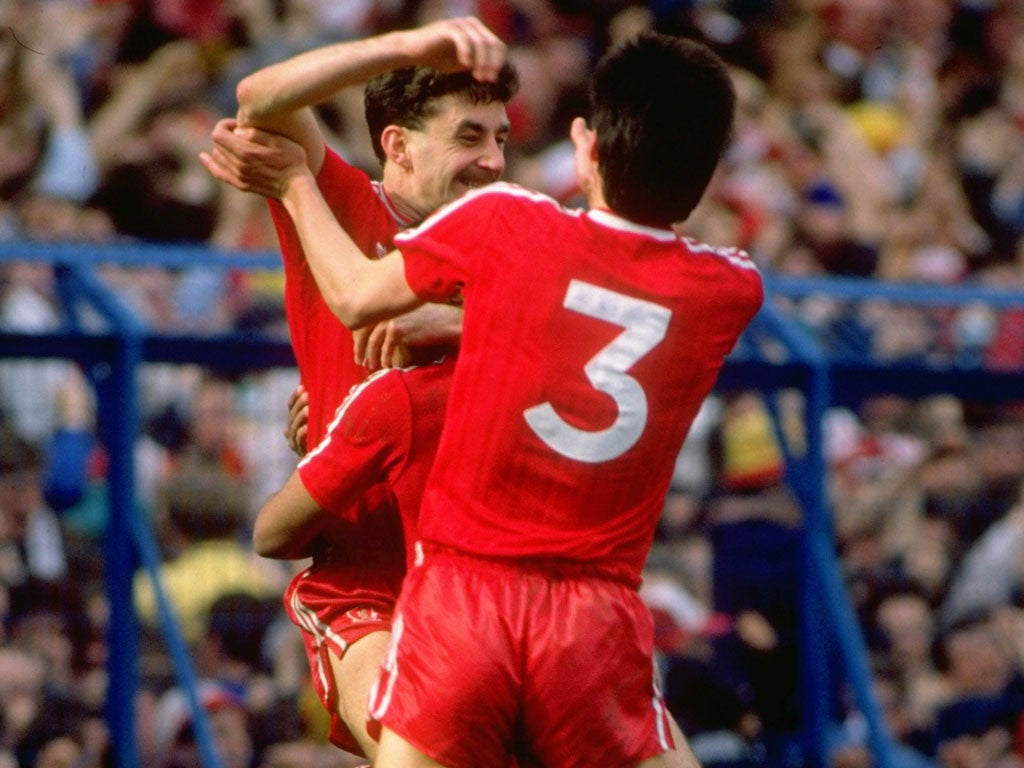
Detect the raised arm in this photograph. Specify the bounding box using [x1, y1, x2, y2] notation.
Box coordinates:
[235, 16, 507, 173]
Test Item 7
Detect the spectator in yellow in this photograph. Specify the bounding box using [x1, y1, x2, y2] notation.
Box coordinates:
[133, 461, 282, 644]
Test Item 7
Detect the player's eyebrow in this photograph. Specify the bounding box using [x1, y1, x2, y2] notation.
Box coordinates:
[455, 118, 511, 135]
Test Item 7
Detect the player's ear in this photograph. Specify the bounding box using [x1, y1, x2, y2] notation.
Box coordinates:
[381, 126, 413, 170]
[571, 117, 599, 194]
[570, 117, 597, 161]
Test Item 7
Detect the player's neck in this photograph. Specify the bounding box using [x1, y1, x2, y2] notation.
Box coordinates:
[585, 170, 608, 214]
[380, 182, 426, 225]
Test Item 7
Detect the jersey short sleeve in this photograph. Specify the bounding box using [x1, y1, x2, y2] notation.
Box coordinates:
[297, 369, 412, 519]
[396, 185, 506, 303]
[267, 147, 405, 445]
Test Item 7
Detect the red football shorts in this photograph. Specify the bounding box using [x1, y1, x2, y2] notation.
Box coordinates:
[284, 560, 399, 754]
[367, 550, 675, 768]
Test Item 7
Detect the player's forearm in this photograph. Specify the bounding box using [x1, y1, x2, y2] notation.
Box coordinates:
[281, 172, 375, 325]
[235, 30, 415, 126]
[253, 472, 324, 559]
[282, 172, 418, 328]
[394, 303, 464, 347]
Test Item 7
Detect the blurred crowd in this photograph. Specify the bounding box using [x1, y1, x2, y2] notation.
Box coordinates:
[0, 0, 1023, 766]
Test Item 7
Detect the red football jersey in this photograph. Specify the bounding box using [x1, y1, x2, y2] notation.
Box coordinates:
[397, 183, 763, 585]
[268, 148, 411, 444]
[268, 147, 410, 578]
[297, 358, 453, 568]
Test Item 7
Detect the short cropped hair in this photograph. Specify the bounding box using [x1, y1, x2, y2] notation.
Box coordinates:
[591, 33, 735, 228]
[364, 63, 520, 166]
[158, 462, 249, 541]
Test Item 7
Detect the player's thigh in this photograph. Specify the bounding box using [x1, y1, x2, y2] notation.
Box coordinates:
[329, 631, 392, 754]
[664, 717, 702, 768]
[376, 726, 451, 768]
[634, 754, 674, 768]
[523, 579, 673, 767]
[369, 563, 520, 768]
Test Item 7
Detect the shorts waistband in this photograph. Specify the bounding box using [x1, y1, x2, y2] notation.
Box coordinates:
[417, 542, 640, 589]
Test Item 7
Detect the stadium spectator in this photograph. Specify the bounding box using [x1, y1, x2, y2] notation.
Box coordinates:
[704, 408, 805, 767]
[135, 371, 253, 518]
[131, 462, 282, 645]
[150, 680, 255, 768]
[0, 643, 48, 761]
[825, 398, 930, 570]
[0, 262, 86, 443]
[174, 374, 249, 481]
[931, 610, 1024, 765]
[828, 660, 938, 768]
[0, 424, 66, 586]
[940, 501, 1024, 629]
[868, 582, 950, 749]
[1, 577, 110, 768]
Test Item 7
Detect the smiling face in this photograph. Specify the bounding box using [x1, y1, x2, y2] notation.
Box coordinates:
[384, 94, 511, 221]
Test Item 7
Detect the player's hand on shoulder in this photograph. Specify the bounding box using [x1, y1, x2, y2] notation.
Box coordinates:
[391, 303, 463, 348]
[354, 322, 411, 373]
[353, 303, 462, 371]
[284, 384, 309, 457]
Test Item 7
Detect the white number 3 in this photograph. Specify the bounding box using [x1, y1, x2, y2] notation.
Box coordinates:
[524, 280, 670, 463]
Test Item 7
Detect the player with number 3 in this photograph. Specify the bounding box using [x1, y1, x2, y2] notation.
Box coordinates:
[224, 31, 762, 768]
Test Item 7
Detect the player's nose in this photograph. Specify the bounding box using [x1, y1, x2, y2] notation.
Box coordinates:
[478, 136, 505, 175]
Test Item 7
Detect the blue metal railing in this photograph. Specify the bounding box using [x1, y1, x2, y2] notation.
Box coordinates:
[0, 242, 289, 768]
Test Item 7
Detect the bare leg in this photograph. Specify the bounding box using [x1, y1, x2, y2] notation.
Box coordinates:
[665, 716, 702, 768]
[635, 757, 672, 768]
[375, 727, 450, 768]
[635, 716, 702, 768]
[328, 630, 393, 761]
